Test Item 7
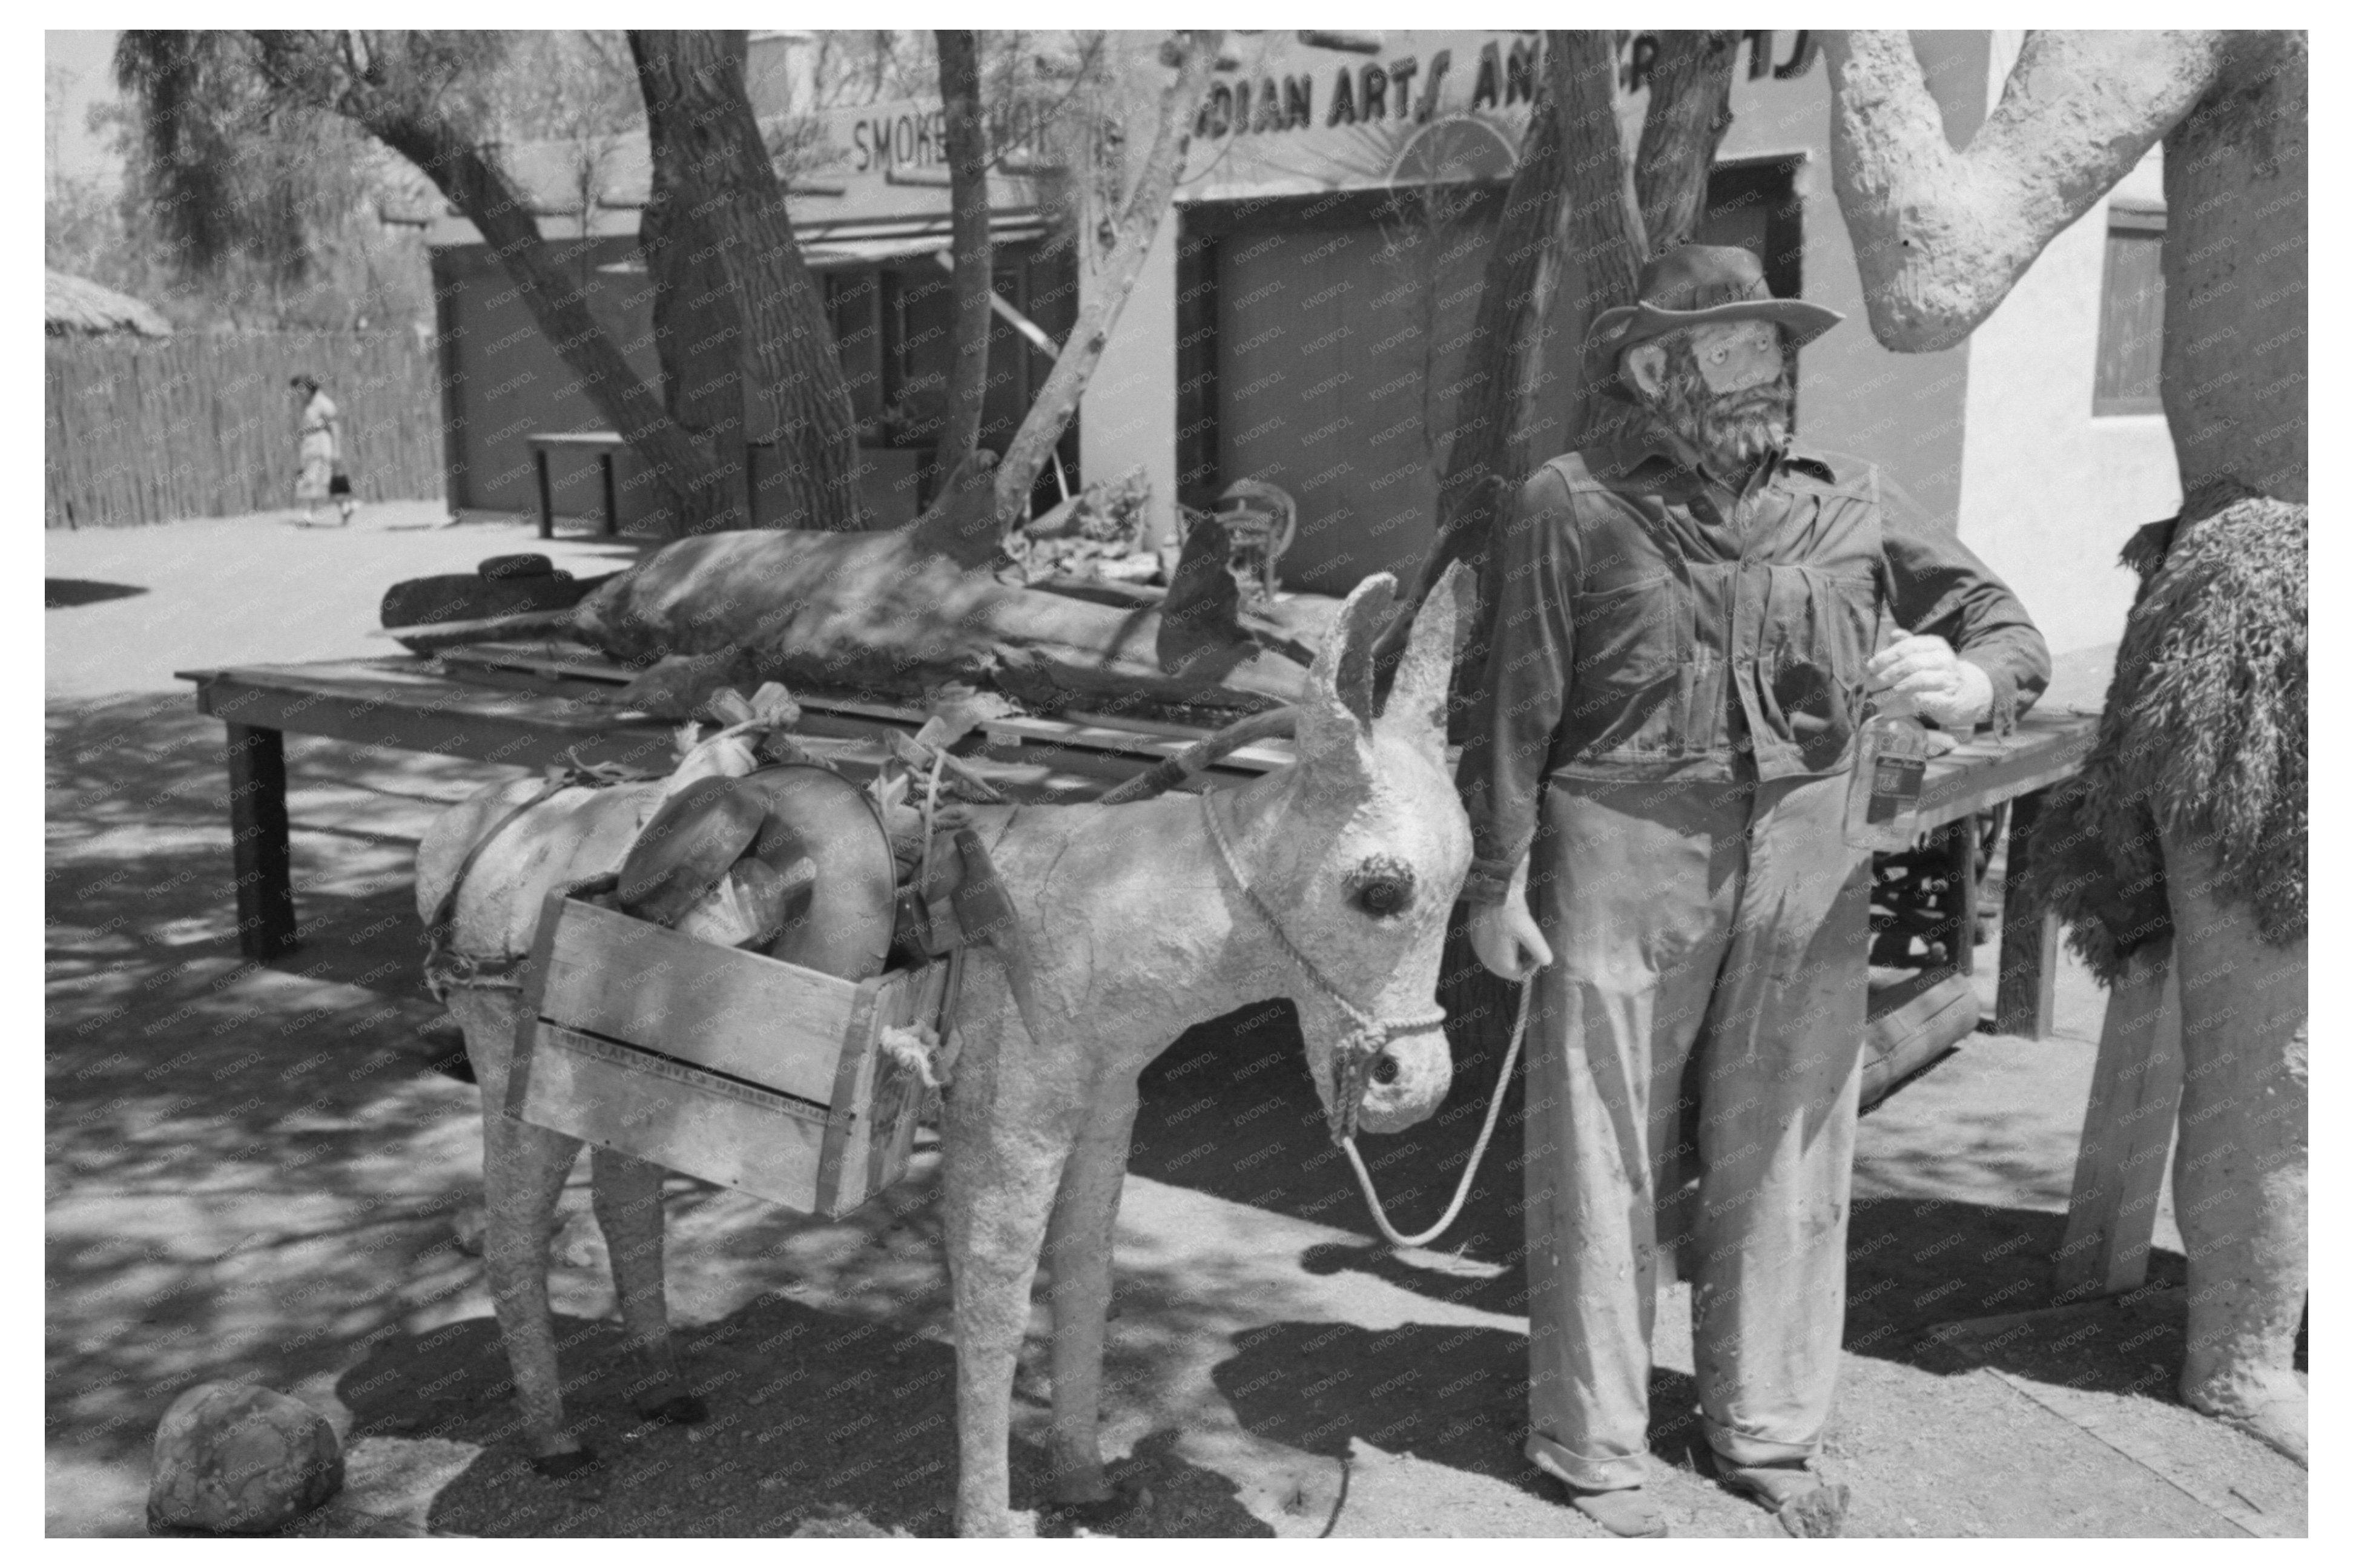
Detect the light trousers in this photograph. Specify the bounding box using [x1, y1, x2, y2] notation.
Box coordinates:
[1520, 772, 1869, 1491]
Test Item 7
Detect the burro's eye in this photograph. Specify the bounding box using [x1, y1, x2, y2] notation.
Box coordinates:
[1345, 855, 1416, 918]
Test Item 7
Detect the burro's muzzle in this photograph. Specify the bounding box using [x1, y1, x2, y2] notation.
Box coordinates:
[1352, 1020, 1454, 1136]
[1311, 1001, 1454, 1142]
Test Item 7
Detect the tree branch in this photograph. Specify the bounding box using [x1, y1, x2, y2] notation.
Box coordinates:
[935, 30, 994, 470]
[352, 91, 724, 536]
[1376, 31, 1651, 676]
[1378, 37, 1575, 667]
[1823, 29, 2225, 351]
[629, 30, 864, 531]
[1549, 30, 1646, 447]
[1634, 31, 1738, 255]
[988, 30, 1223, 530]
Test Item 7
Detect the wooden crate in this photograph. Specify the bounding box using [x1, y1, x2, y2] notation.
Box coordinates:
[506, 880, 930, 1220]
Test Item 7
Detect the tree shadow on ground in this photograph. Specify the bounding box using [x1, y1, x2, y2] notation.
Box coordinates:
[1124, 992, 2246, 1411]
[48, 693, 517, 1466]
[1129, 995, 1533, 1285]
[334, 1297, 1269, 1538]
[47, 578, 150, 608]
[1214, 1320, 1708, 1500]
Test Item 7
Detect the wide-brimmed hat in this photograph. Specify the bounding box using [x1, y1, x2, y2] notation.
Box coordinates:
[1586, 245, 1843, 401]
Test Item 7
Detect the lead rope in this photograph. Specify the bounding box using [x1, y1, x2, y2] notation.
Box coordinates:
[1198, 791, 1533, 1249]
[1339, 978, 1532, 1250]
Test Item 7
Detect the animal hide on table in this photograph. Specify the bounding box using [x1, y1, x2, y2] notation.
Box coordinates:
[2024, 497, 2307, 984]
[572, 525, 1316, 722]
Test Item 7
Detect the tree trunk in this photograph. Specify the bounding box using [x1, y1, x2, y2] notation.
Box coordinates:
[1822, 28, 2303, 509]
[636, 42, 751, 533]
[1634, 31, 1739, 255]
[1375, 33, 1575, 672]
[361, 103, 727, 536]
[1425, 31, 1651, 1066]
[1374, 27, 1675, 668]
[1550, 31, 1648, 450]
[2159, 31, 2306, 512]
[629, 31, 864, 532]
[935, 30, 994, 473]
[1821, 29, 2308, 1463]
[1821, 30, 2225, 352]
[989, 31, 1223, 533]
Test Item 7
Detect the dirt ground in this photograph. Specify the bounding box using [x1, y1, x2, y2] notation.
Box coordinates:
[45, 504, 2306, 1537]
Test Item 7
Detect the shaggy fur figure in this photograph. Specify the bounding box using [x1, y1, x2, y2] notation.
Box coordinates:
[2026, 498, 2307, 983]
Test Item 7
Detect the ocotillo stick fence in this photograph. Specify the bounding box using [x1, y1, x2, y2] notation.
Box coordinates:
[45, 330, 444, 528]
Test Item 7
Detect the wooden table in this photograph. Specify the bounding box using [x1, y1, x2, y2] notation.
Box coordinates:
[177, 645, 2097, 997]
[1917, 708, 2101, 1035]
[1837, 708, 2097, 1106]
[176, 646, 1299, 961]
[526, 432, 626, 540]
[177, 654, 2119, 1302]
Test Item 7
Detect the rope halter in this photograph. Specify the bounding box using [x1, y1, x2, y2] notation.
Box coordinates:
[1198, 791, 1447, 1145]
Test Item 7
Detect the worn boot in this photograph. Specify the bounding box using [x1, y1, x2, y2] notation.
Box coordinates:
[1710, 1452, 1849, 1537]
[1564, 1483, 1668, 1538]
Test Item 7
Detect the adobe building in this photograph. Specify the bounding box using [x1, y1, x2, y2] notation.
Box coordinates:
[426, 30, 2176, 657]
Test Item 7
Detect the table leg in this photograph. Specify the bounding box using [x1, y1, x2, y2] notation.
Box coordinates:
[1996, 788, 2061, 1038]
[600, 452, 619, 537]
[2053, 952, 2181, 1301]
[535, 449, 554, 541]
[226, 722, 298, 960]
[1951, 812, 1979, 976]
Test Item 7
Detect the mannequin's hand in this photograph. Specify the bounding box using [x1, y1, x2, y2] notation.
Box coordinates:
[1867, 633, 1992, 730]
[1468, 857, 1552, 981]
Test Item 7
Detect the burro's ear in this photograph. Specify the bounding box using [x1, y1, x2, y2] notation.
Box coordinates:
[1297, 572, 1397, 771]
[1377, 559, 1470, 756]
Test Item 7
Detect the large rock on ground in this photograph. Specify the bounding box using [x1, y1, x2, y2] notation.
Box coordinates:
[148, 1383, 344, 1534]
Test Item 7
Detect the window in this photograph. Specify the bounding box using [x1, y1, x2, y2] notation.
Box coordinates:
[2094, 202, 2166, 416]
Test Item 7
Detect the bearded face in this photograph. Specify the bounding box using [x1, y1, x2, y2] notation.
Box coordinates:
[1644, 330, 1795, 473]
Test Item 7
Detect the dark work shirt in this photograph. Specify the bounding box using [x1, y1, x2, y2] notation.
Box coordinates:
[1456, 430, 2050, 904]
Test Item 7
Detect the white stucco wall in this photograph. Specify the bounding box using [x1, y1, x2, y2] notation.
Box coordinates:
[1954, 35, 2180, 657]
[1067, 27, 2182, 601]
[1075, 40, 1183, 548]
[1080, 221, 1181, 548]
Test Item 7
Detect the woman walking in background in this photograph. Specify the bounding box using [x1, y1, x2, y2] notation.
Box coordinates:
[291, 374, 355, 525]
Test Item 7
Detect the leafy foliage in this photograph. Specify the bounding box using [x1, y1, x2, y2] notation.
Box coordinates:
[97, 31, 444, 329]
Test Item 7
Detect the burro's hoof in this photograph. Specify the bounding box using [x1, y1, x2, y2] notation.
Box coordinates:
[634, 1393, 709, 1426]
[529, 1447, 599, 1480]
[955, 1505, 1038, 1538]
[1044, 1477, 1149, 1532]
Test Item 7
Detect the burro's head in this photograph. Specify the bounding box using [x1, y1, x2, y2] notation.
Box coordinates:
[1246, 564, 1474, 1140]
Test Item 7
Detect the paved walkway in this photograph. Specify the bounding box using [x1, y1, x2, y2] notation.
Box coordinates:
[45, 507, 2302, 1536]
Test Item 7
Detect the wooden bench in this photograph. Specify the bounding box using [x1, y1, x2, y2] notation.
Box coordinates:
[529, 434, 940, 535]
[526, 432, 626, 540]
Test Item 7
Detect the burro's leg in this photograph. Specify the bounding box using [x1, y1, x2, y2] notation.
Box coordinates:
[452, 987, 593, 1472]
[2162, 829, 2308, 1465]
[941, 989, 1084, 1537]
[590, 1145, 704, 1425]
[1043, 1076, 1142, 1512]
